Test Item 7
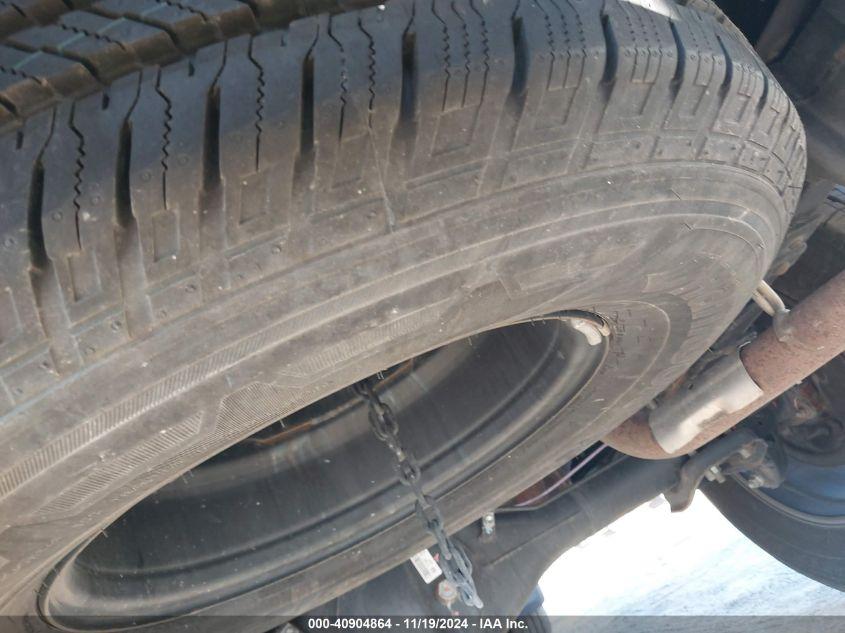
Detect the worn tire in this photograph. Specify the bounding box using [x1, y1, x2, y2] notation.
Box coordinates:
[0, 0, 804, 626]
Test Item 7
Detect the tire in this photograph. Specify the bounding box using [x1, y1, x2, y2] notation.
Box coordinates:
[704, 475, 845, 592]
[704, 354, 845, 591]
[0, 0, 804, 626]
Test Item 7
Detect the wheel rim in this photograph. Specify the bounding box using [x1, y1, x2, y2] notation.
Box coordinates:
[751, 456, 845, 523]
[750, 356, 845, 522]
[41, 314, 605, 630]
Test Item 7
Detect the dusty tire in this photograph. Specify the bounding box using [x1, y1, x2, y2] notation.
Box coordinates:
[0, 0, 804, 626]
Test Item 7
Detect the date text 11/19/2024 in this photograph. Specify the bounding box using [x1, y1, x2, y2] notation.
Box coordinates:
[305, 617, 532, 630]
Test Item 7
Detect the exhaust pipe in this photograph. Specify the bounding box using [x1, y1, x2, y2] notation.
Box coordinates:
[605, 270, 845, 459]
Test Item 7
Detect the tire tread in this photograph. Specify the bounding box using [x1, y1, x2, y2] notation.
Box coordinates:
[0, 0, 805, 471]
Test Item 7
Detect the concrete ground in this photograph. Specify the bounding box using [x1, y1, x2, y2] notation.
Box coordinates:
[539, 490, 845, 616]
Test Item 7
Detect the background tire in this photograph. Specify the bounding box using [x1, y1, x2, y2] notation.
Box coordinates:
[704, 474, 845, 592]
[0, 0, 804, 625]
[704, 354, 845, 591]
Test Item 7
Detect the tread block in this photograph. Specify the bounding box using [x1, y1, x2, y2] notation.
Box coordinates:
[249, 21, 320, 205]
[599, 0, 677, 134]
[0, 7, 30, 41]
[59, 10, 177, 71]
[397, 0, 516, 221]
[11, 14, 110, 48]
[0, 0, 87, 39]
[495, 0, 605, 190]
[749, 73, 788, 150]
[39, 75, 139, 347]
[195, 0, 259, 38]
[129, 45, 224, 321]
[311, 11, 384, 220]
[216, 34, 270, 247]
[1, 44, 95, 112]
[95, 0, 221, 51]
[95, 0, 257, 51]
[0, 110, 52, 376]
[712, 27, 766, 137]
[217, 25, 316, 248]
[663, 8, 726, 130]
[10, 16, 138, 81]
[511, 0, 605, 145]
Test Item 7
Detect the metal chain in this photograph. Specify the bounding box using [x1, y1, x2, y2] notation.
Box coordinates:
[353, 380, 484, 609]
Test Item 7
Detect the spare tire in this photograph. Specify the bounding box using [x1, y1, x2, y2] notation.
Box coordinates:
[0, 0, 804, 627]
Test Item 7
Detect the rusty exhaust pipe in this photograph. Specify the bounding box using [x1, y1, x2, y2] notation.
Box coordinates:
[605, 269, 845, 459]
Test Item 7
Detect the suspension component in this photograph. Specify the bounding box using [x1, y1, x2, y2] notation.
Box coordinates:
[663, 429, 783, 512]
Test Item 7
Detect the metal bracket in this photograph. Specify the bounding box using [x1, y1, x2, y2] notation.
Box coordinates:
[649, 353, 763, 454]
[752, 280, 794, 342]
[664, 430, 782, 512]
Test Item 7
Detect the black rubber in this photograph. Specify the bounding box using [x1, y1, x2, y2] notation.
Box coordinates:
[0, 0, 804, 626]
[704, 468, 845, 592]
[704, 354, 845, 592]
[0, 0, 400, 127]
[42, 317, 607, 628]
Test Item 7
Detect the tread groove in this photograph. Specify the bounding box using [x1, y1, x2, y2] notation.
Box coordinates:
[715, 32, 732, 100]
[325, 15, 348, 140]
[114, 109, 132, 228]
[357, 13, 375, 127]
[398, 5, 415, 126]
[112, 73, 152, 338]
[535, 0, 557, 91]
[430, 0, 452, 112]
[293, 37, 316, 191]
[450, 0, 470, 107]
[508, 6, 526, 99]
[668, 19, 684, 99]
[201, 58, 222, 194]
[600, 11, 617, 88]
[26, 119, 51, 268]
[467, 0, 489, 101]
[67, 101, 84, 249]
[27, 162, 46, 266]
[153, 67, 173, 208]
[246, 34, 264, 169]
[755, 63, 769, 114]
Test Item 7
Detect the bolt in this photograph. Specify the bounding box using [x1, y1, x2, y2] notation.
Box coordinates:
[747, 474, 766, 489]
[481, 511, 495, 536]
[436, 579, 458, 610]
[704, 464, 725, 483]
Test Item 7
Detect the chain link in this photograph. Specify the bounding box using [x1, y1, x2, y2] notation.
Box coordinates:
[353, 380, 484, 609]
